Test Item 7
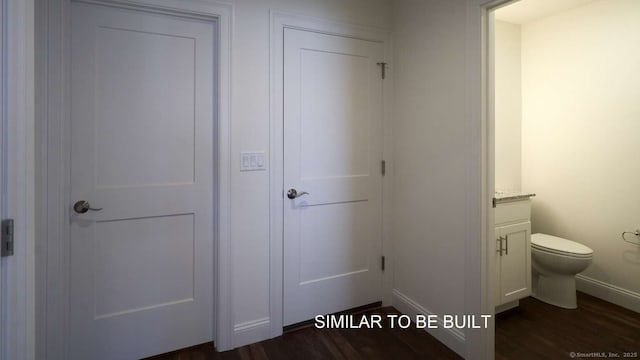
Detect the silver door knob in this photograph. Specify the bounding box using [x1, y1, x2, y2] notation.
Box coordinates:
[73, 200, 103, 214]
[287, 188, 309, 199]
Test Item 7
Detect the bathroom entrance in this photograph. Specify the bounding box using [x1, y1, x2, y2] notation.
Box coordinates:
[488, 0, 640, 356]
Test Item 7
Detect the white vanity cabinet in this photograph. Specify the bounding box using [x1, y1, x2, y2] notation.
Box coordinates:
[494, 197, 532, 309]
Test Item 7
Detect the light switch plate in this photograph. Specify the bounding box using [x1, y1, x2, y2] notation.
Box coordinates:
[240, 152, 267, 171]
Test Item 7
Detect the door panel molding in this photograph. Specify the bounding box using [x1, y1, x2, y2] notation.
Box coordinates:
[269, 11, 391, 342]
[36, 0, 234, 357]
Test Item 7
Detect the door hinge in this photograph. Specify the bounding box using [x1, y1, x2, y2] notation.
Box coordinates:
[381, 255, 386, 271]
[492, 197, 497, 208]
[381, 160, 386, 176]
[376, 62, 387, 79]
[1, 219, 14, 257]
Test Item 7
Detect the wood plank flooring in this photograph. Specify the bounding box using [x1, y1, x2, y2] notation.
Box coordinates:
[495, 292, 640, 360]
[148, 292, 640, 359]
[146, 307, 461, 360]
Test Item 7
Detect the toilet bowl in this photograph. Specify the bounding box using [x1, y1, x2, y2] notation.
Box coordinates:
[531, 233, 593, 309]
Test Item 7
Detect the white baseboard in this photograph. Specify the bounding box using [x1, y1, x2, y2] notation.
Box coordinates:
[233, 317, 271, 349]
[495, 300, 519, 314]
[391, 289, 465, 357]
[576, 275, 640, 313]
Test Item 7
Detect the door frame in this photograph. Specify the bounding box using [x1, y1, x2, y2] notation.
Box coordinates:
[2, 0, 36, 359]
[35, 0, 235, 357]
[470, 0, 522, 359]
[268, 12, 393, 342]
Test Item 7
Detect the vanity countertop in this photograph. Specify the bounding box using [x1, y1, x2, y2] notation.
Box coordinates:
[494, 191, 536, 205]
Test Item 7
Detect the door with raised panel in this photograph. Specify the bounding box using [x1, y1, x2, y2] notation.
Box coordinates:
[283, 28, 384, 326]
[69, 3, 215, 359]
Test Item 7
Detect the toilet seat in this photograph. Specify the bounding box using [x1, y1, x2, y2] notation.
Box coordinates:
[531, 233, 593, 258]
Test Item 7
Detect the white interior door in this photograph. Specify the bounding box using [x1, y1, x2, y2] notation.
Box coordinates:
[283, 28, 384, 326]
[69, 3, 215, 359]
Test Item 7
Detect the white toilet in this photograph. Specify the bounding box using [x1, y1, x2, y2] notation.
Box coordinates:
[531, 233, 593, 309]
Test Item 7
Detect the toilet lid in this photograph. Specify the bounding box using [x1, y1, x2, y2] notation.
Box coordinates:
[531, 233, 593, 256]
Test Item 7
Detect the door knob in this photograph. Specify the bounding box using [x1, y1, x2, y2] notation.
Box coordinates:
[286, 188, 309, 200]
[73, 200, 103, 214]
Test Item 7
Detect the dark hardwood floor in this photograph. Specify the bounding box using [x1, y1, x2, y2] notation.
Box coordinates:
[146, 307, 461, 360]
[496, 292, 640, 360]
[148, 292, 640, 360]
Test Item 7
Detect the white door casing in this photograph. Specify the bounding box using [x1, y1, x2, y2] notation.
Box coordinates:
[0, 0, 4, 353]
[283, 28, 384, 326]
[69, 3, 215, 358]
[4, 0, 37, 358]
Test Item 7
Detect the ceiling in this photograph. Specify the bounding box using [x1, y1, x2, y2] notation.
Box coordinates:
[494, 0, 599, 24]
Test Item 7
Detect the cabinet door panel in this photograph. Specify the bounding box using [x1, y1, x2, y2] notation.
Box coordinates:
[496, 221, 531, 305]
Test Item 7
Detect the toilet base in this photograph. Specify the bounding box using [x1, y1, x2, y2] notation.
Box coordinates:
[532, 270, 578, 309]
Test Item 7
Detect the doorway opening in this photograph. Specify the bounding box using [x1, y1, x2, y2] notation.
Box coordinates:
[486, 0, 640, 356]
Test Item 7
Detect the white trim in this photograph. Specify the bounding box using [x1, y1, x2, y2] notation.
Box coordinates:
[269, 11, 391, 342]
[234, 317, 270, 333]
[3, 0, 36, 359]
[576, 275, 640, 313]
[381, 37, 395, 308]
[233, 317, 271, 348]
[465, 1, 496, 359]
[471, 0, 520, 359]
[391, 289, 465, 357]
[36, 0, 235, 357]
[464, 1, 488, 359]
[495, 301, 519, 314]
[0, 0, 5, 353]
[35, 2, 71, 357]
